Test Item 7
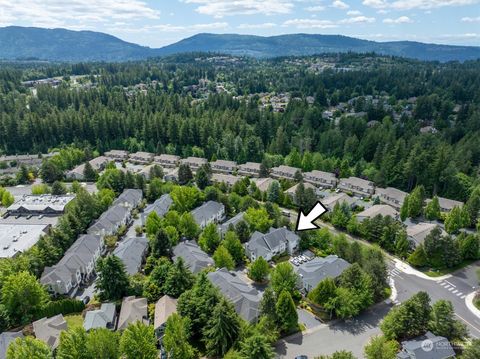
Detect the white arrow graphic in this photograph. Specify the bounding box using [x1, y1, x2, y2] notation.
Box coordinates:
[295, 201, 328, 231]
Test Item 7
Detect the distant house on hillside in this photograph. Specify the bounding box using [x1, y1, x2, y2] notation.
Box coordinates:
[303, 170, 337, 189]
[210, 159, 237, 174]
[129, 152, 154, 164]
[271, 165, 301, 180]
[180, 157, 208, 171]
[356, 205, 399, 222]
[338, 176, 375, 197]
[238, 162, 262, 177]
[375, 187, 408, 210]
[154, 154, 180, 168]
[104, 150, 129, 161]
[425, 197, 464, 213]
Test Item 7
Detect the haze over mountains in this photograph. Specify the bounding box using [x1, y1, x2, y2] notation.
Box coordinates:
[1, 26, 479, 63]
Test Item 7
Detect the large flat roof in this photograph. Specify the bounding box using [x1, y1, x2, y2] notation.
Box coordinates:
[0, 224, 49, 258]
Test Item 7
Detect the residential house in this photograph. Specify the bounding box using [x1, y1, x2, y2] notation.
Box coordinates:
[284, 182, 317, 204]
[104, 150, 129, 161]
[251, 177, 276, 193]
[425, 197, 464, 213]
[210, 159, 237, 174]
[238, 162, 262, 177]
[117, 296, 149, 331]
[172, 240, 214, 274]
[7, 195, 75, 217]
[407, 223, 445, 247]
[271, 165, 301, 180]
[218, 212, 244, 237]
[112, 189, 142, 209]
[420, 126, 438, 134]
[375, 187, 408, 210]
[322, 193, 356, 211]
[164, 167, 179, 182]
[129, 152, 154, 164]
[356, 205, 399, 222]
[0, 332, 23, 359]
[154, 154, 180, 168]
[141, 194, 173, 225]
[154, 295, 178, 339]
[83, 303, 117, 331]
[137, 164, 156, 180]
[41, 234, 102, 296]
[397, 331, 455, 359]
[113, 237, 148, 275]
[245, 227, 300, 262]
[211, 173, 242, 187]
[33, 314, 67, 350]
[180, 156, 208, 171]
[207, 268, 262, 322]
[295, 255, 350, 292]
[66, 156, 109, 180]
[303, 170, 337, 189]
[338, 176, 375, 197]
[190, 201, 225, 228]
[87, 205, 130, 237]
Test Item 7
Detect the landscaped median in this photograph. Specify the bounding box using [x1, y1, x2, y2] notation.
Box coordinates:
[465, 291, 480, 319]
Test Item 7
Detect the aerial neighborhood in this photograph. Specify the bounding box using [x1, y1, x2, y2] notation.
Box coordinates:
[0, 48, 479, 359]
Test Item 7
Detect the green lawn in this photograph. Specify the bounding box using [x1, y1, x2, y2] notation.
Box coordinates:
[65, 314, 84, 329]
[422, 259, 476, 277]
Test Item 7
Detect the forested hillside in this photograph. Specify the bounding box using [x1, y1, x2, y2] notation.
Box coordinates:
[1, 54, 480, 202]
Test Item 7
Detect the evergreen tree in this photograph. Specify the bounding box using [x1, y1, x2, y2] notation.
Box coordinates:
[275, 290, 298, 332]
[163, 258, 195, 298]
[150, 228, 172, 258]
[83, 162, 97, 181]
[51, 181, 67, 195]
[95, 255, 130, 301]
[425, 196, 441, 220]
[259, 287, 278, 323]
[203, 298, 242, 357]
[195, 165, 211, 190]
[428, 300, 467, 340]
[178, 164, 193, 185]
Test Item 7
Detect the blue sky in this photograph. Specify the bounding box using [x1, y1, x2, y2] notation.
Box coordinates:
[1, 0, 479, 47]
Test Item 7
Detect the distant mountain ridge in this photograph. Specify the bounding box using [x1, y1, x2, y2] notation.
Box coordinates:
[1, 26, 479, 62]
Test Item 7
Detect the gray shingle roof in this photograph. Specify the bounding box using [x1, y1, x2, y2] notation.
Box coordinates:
[113, 237, 148, 275]
[112, 189, 142, 208]
[33, 314, 67, 349]
[207, 268, 262, 322]
[117, 296, 148, 331]
[83, 303, 116, 331]
[172, 240, 213, 274]
[218, 212, 244, 235]
[190, 201, 225, 226]
[245, 227, 299, 259]
[0, 332, 24, 359]
[143, 194, 173, 219]
[397, 332, 456, 359]
[295, 255, 350, 291]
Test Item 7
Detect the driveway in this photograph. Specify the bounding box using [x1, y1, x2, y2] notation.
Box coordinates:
[276, 302, 391, 358]
[297, 309, 321, 330]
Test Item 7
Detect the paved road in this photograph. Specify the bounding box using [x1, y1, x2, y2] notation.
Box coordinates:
[276, 303, 391, 358]
[390, 261, 480, 338]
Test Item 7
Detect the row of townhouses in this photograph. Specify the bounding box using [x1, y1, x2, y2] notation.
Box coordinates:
[40, 189, 143, 296]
